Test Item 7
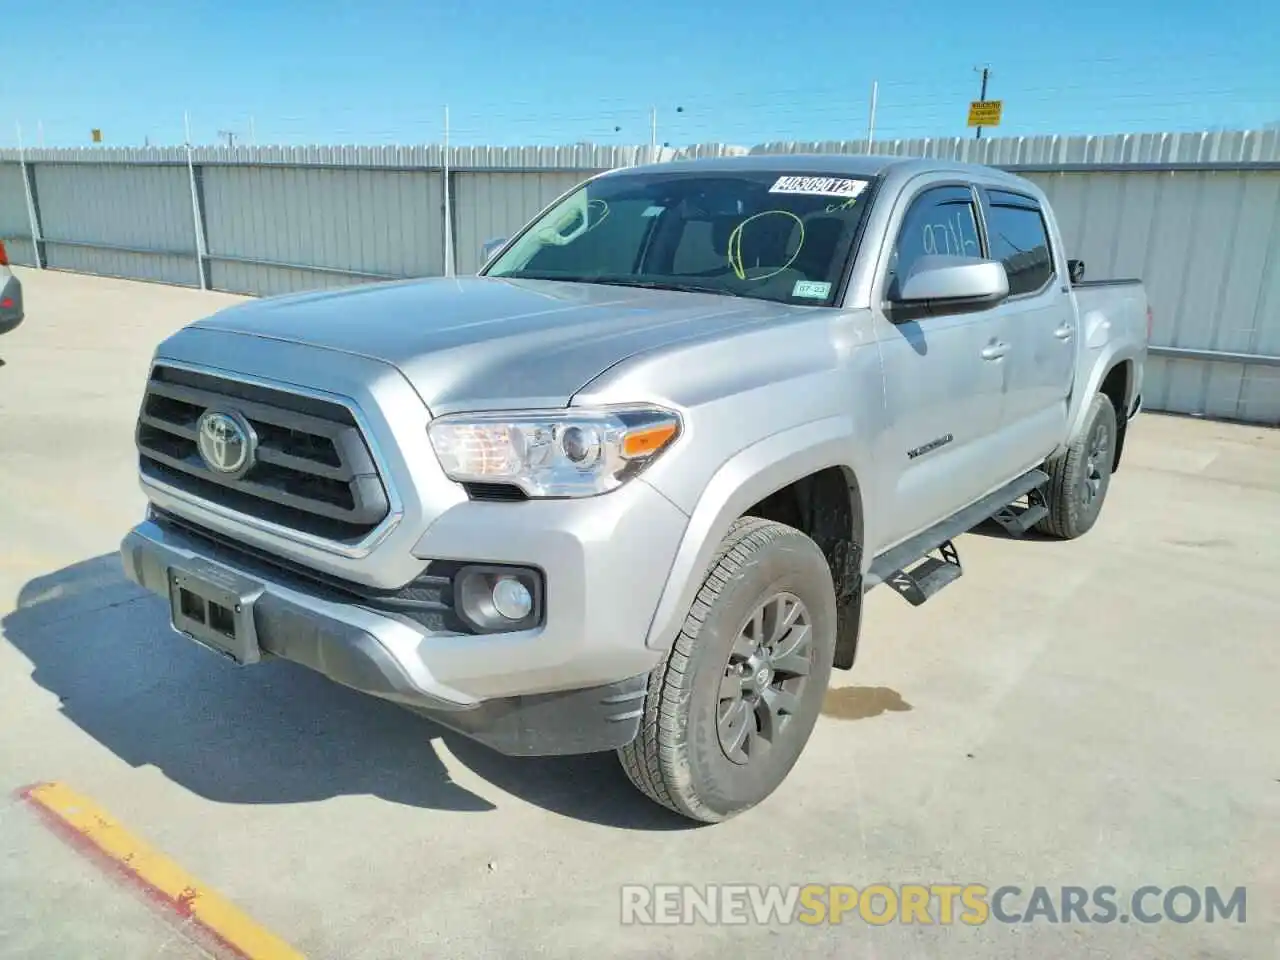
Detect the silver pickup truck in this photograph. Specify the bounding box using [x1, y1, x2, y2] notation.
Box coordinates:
[121, 155, 1149, 823]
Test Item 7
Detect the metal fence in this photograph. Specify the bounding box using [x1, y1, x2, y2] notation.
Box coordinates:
[1, 132, 1278, 423]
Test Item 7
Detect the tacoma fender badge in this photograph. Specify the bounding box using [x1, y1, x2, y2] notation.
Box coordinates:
[907, 433, 954, 460]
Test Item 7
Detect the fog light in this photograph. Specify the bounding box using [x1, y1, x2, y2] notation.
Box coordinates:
[492, 576, 533, 621]
[454, 565, 543, 633]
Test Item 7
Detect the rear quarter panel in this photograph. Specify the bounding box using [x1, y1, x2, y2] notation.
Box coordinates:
[1064, 282, 1149, 447]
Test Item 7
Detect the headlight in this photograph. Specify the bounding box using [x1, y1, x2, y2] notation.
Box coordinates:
[427, 405, 681, 498]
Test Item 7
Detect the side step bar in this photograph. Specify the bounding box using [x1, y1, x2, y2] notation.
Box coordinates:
[989, 486, 1050, 537]
[866, 468, 1050, 606]
[882, 540, 962, 607]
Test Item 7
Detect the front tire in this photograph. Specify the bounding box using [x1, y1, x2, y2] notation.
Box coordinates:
[618, 518, 836, 823]
[1037, 392, 1118, 539]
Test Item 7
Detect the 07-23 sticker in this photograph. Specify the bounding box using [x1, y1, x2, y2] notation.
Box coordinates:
[792, 280, 832, 299]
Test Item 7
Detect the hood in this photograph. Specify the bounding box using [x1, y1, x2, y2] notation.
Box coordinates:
[194, 276, 812, 414]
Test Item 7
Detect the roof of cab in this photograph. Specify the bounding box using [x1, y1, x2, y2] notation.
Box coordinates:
[612, 154, 896, 178]
[606, 153, 1029, 188]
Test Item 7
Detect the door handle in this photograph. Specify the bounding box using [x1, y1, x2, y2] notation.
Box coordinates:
[1053, 323, 1074, 340]
[980, 341, 1008, 360]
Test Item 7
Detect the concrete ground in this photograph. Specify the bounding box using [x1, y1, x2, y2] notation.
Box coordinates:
[1, 267, 1276, 959]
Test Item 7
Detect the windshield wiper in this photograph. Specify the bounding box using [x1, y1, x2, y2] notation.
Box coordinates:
[496, 271, 750, 299]
[585, 278, 750, 298]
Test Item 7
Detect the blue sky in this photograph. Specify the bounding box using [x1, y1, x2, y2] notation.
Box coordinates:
[2, 0, 1276, 148]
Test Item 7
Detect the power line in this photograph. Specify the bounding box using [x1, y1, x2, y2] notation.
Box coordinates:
[10, 64, 1276, 149]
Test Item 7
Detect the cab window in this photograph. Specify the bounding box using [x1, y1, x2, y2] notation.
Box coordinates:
[984, 190, 1055, 296]
[885, 185, 982, 299]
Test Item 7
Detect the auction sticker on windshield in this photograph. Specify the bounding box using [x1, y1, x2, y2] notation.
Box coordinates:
[770, 176, 870, 198]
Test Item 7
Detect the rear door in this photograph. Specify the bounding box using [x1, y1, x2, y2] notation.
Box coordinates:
[870, 180, 1009, 548]
[980, 188, 1075, 472]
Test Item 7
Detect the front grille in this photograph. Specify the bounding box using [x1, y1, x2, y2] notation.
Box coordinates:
[154, 509, 470, 633]
[137, 365, 390, 543]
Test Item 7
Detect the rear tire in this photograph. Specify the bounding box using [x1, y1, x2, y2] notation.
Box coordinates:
[617, 517, 836, 823]
[1037, 392, 1117, 539]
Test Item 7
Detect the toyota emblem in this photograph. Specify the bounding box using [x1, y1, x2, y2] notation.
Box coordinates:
[196, 410, 255, 475]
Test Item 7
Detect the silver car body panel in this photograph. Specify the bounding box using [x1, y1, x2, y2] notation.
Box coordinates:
[0, 264, 23, 335]
[192, 276, 827, 416]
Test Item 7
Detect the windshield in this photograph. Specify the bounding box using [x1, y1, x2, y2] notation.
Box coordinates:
[482, 170, 876, 306]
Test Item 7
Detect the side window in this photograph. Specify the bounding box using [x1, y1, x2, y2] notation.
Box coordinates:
[985, 191, 1055, 296]
[886, 185, 982, 297]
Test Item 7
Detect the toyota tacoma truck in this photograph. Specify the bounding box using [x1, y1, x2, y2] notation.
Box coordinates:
[120, 155, 1149, 823]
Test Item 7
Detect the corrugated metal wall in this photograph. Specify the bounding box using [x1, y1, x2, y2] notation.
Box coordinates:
[1027, 170, 1280, 422]
[202, 165, 445, 296]
[0, 163, 37, 266]
[34, 163, 198, 285]
[0, 131, 1277, 422]
[753, 128, 1280, 167]
[452, 170, 596, 274]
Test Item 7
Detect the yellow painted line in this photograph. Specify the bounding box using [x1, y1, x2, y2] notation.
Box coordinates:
[20, 781, 305, 960]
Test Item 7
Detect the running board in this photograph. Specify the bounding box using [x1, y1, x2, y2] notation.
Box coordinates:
[866, 468, 1050, 604]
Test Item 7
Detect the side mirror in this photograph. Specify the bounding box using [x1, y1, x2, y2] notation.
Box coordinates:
[1068, 258, 1086, 284]
[480, 237, 509, 267]
[893, 255, 1009, 311]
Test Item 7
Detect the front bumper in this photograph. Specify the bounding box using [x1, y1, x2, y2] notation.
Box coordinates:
[120, 476, 686, 754]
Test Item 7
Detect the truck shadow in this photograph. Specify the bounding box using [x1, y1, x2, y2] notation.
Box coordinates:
[2, 554, 690, 831]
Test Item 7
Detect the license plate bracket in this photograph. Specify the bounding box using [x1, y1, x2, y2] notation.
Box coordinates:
[168, 559, 265, 665]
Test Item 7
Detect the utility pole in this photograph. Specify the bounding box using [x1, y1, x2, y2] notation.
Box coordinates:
[975, 66, 990, 140]
[648, 106, 683, 162]
[867, 80, 878, 150]
[184, 112, 209, 290]
[442, 105, 454, 277]
[15, 122, 45, 269]
[217, 129, 237, 148]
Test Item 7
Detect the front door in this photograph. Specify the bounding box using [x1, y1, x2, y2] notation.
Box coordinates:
[870, 182, 1008, 549]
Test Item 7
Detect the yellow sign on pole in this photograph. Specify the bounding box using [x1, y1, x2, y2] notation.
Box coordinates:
[91, 129, 103, 143]
[967, 101, 1003, 127]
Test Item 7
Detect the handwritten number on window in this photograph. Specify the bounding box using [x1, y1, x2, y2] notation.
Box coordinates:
[921, 210, 978, 257]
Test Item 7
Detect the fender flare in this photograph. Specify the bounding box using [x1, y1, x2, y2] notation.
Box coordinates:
[642, 415, 867, 652]
[1059, 340, 1140, 456]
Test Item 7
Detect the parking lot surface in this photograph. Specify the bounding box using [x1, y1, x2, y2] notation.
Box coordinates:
[1, 268, 1277, 959]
